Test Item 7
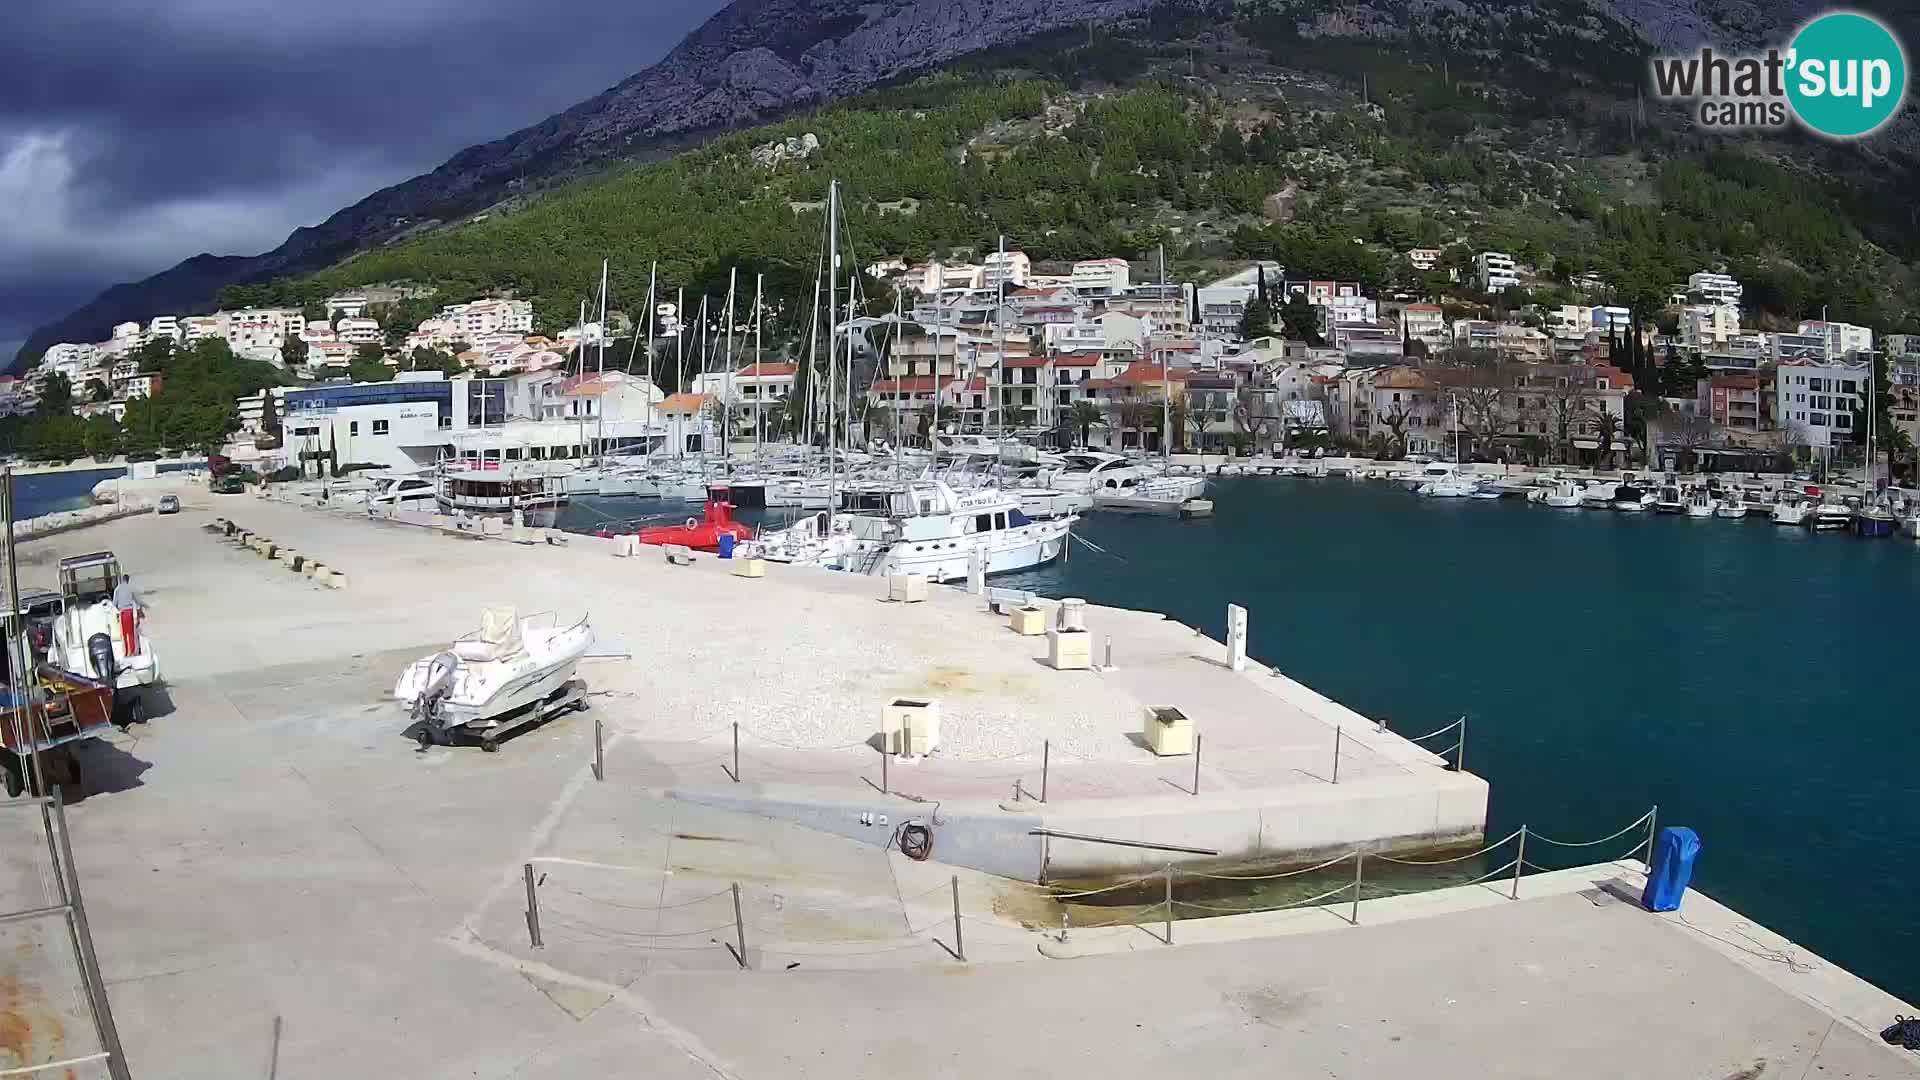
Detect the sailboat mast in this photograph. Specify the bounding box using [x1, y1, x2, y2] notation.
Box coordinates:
[995, 233, 1007, 437]
[1159, 244, 1170, 461]
[826, 179, 840, 536]
[642, 261, 656, 458]
[596, 258, 609, 376]
[753, 272, 764, 461]
[722, 268, 737, 460]
[844, 274, 856, 454]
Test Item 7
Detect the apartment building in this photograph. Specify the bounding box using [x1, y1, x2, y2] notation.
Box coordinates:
[1776, 359, 1868, 448]
[1070, 258, 1130, 298]
[1400, 304, 1447, 352]
[1798, 320, 1873, 359]
[1405, 248, 1441, 271]
[979, 250, 1032, 291]
[1688, 271, 1742, 309]
[1680, 304, 1741, 350]
[1475, 251, 1519, 292]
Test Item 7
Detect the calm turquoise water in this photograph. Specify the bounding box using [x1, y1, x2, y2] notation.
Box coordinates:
[992, 478, 1920, 1002]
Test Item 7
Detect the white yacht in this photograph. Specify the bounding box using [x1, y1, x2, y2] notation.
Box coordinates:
[1772, 490, 1810, 526]
[1413, 463, 1476, 497]
[1714, 493, 1749, 518]
[747, 480, 1072, 582]
[1685, 487, 1717, 518]
[1042, 451, 1206, 508]
[1811, 496, 1855, 531]
[1580, 482, 1618, 509]
[1653, 482, 1685, 514]
[1094, 474, 1211, 516]
[365, 472, 438, 509]
[1610, 482, 1654, 512]
[1536, 476, 1582, 507]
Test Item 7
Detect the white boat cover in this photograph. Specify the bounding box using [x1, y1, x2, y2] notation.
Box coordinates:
[453, 606, 524, 662]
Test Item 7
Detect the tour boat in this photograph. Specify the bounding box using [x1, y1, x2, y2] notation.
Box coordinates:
[438, 463, 571, 513]
[747, 480, 1072, 582]
[636, 493, 755, 552]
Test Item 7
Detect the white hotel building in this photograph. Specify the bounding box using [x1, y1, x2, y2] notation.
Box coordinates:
[1776, 359, 1868, 449]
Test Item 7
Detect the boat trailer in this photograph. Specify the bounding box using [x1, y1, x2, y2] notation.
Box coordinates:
[411, 679, 590, 753]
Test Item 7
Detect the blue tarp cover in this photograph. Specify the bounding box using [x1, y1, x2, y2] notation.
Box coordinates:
[1641, 826, 1700, 912]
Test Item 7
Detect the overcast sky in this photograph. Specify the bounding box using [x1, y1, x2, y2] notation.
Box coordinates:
[0, 0, 727, 361]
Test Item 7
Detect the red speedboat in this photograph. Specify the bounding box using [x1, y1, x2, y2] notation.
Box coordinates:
[637, 496, 754, 552]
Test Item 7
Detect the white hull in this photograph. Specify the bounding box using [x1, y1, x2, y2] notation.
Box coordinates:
[874, 518, 1072, 582]
[1714, 504, 1749, 519]
[394, 619, 593, 728]
[1543, 495, 1584, 508]
[1019, 489, 1092, 519]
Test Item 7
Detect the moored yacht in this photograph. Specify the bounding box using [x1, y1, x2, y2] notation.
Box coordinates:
[1653, 482, 1685, 514]
[1771, 490, 1810, 526]
[1685, 487, 1718, 518]
[746, 480, 1072, 582]
[437, 463, 571, 513]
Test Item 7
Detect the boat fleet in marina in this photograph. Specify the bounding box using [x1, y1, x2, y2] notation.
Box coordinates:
[1389, 463, 1919, 538]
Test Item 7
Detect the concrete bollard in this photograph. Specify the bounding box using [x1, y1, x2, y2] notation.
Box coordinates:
[303, 562, 325, 578]
[966, 548, 986, 596]
[1226, 603, 1248, 673]
[323, 571, 349, 589]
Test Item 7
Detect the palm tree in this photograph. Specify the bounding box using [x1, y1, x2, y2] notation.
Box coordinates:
[1065, 400, 1104, 447]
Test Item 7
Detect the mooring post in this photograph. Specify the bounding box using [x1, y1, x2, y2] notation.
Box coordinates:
[593, 717, 604, 781]
[732, 882, 749, 969]
[1511, 827, 1527, 900]
[732, 721, 740, 783]
[1104, 635, 1113, 669]
[951, 874, 965, 962]
[1192, 733, 1202, 796]
[1162, 864, 1174, 945]
[1456, 715, 1467, 773]
[1331, 725, 1342, 784]
[524, 863, 542, 948]
[1350, 850, 1364, 925]
[1040, 740, 1050, 804]
[1645, 804, 1659, 862]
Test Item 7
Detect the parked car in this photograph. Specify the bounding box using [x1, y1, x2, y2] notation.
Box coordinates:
[157, 495, 180, 515]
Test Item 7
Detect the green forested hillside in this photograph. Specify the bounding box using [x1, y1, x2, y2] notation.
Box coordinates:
[219, 13, 1920, 343]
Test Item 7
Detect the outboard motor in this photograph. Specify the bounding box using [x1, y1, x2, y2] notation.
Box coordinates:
[411, 652, 460, 725]
[87, 632, 117, 681]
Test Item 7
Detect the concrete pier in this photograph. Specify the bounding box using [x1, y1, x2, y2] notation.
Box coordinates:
[0, 489, 1909, 1079]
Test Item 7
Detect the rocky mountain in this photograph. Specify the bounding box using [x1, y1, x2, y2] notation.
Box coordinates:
[13, 0, 1881, 365]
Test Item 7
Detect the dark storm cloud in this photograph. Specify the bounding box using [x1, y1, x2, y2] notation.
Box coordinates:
[0, 0, 727, 359]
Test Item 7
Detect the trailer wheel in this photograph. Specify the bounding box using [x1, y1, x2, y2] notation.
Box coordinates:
[415, 728, 434, 750]
[480, 737, 499, 753]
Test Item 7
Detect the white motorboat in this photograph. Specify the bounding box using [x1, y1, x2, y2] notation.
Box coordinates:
[1534, 480, 1585, 508]
[1684, 488, 1717, 518]
[596, 466, 662, 498]
[1812, 500, 1854, 531]
[1610, 483, 1654, 512]
[1016, 488, 1092, 520]
[1714, 495, 1749, 518]
[1094, 475, 1212, 516]
[361, 471, 438, 510]
[48, 552, 161, 723]
[1580, 482, 1618, 509]
[748, 480, 1072, 582]
[1653, 484, 1685, 514]
[1414, 463, 1476, 497]
[393, 607, 593, 748]
[1772, 491, 1811, 526]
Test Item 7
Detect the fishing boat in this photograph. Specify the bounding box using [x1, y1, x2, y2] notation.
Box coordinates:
[48, 552, 160, 724]
[1653, 482, 1685, 514]
[637, 493, 754, 552]
[1685, 488, 1717, 518]
[1580, 482, 1618, 509]
[1714, 493, 1750, 518]
[393, 607, 594, 751]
